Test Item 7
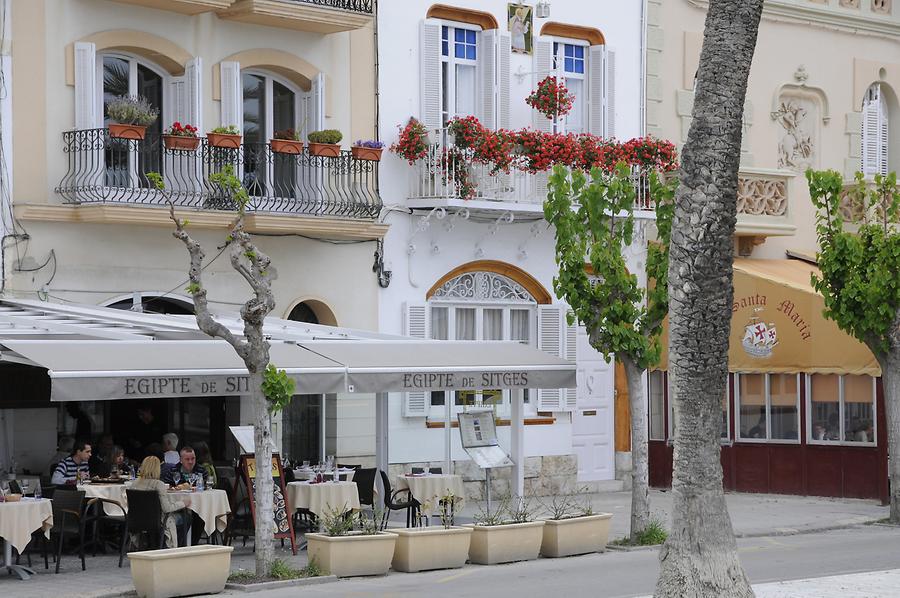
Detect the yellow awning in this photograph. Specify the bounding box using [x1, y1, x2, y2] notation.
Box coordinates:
[655, 259, 880, 376]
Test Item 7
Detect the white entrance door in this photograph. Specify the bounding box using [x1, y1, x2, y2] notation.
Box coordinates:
[571, 326, 615, 481]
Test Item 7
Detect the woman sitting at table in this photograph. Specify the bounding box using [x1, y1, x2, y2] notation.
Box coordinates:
[132, 456, 191, 548]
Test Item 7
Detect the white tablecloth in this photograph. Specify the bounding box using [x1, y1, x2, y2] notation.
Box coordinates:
[287, 481, 360, 517]
[178, 489, 230, 536]
[395, 474, 466, 510]
[83, 482, 130, 517]
[293, 468, 355, 482]
[0, 498, 53, 553]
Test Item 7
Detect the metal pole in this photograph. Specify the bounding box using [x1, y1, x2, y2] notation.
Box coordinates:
[485, 467, 492, 513]
[444, 392, 452, 474]
[510, 388, 525, 499]
[375, 392, 389, 498]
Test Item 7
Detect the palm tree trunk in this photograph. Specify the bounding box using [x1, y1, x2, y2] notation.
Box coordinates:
[654, 1, 763, 596]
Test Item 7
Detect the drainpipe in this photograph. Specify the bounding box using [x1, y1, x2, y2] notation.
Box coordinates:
[639, 0, 648, 137]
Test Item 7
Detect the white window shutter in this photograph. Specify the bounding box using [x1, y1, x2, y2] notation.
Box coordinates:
[879, 90, 889, 176]
[532, 37, 554, 133]
[536, 305, 564, 411]
[310, 72, 325, 133]
[498, 33, 511, 130]
[185, 57, 203, 132]
[564, 313, 578, 411]
[480, 29, 498, 130]
[74, 42, 97, 130]
[588, 45, 605, 137]
[420, 19, 442, 131]
[862, 95, 878, 175]
[403, 302, 429, 417]
[219, 60, 242, 130]
[169, 77, 187, 125]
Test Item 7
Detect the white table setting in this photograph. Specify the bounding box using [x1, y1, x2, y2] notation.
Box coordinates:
[395, 472, 466, 511]
[287, 480, 360, 517]
[0, 497, 53, 580]
[167, 488, 231, 545]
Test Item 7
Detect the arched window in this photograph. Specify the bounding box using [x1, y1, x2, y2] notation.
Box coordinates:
[241, 70, 305, 197]
[99, 53, 168, 187]
[861, 83, 889, 177]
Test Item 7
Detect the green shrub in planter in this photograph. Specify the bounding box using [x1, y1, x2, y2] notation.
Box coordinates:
[307, 129, 343, 144]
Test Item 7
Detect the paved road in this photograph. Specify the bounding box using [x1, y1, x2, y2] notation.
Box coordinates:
[255, 525, 900, 598]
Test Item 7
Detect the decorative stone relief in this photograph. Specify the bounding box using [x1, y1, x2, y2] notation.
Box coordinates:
[774, 97, 816, 170]
[872, 0, 892, 13]
[840, 0, 860, 8]
[736, 175, 788, 217]
[431, 271, 536, 303]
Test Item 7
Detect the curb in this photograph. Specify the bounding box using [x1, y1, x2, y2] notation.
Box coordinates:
[225, 575, 339, 592]
[605, 543, 660, 552]
[734, 518, 883, 539]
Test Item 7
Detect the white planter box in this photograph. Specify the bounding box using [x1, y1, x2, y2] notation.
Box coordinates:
[128, 545, 233, 598]
[464, 521, 545, 565]
[392, 526, 473, 572]
[540, 513, 613, 558]
[306, 532, 398, 577]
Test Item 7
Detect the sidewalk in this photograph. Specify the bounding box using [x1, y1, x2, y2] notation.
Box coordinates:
[0, 490, 887, 598]
[753, 569, 900, 597]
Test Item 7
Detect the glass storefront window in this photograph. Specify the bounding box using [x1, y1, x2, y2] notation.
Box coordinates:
[843, 375, 875, 443]
[769, 374, 799, 440]
[810, 374, 840, 442]
[739, 374, 766, 439]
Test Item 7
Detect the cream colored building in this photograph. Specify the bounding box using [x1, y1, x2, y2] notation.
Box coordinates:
[0, 0, 385, 469]
[647, 0, 900, 258]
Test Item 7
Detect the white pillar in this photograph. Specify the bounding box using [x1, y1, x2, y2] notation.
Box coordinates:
[375, 392, 389, 496]
[510, 388, 525, 498]
[444, 393, 452, 474]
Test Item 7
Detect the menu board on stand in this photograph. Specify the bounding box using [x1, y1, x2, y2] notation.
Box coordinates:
[457, 410, 513, 512]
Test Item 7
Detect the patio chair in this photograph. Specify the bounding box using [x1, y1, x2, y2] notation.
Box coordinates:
[429, 467, 443, 474]
[50, 489, 88, 573]
[410, 467, 425, 475]
[88, 496, 129, 567]
[379, 471, 421, 529]
[9, 479, 22, 494]
[221, 477, 253, 548]
[123, 489, 164, 563]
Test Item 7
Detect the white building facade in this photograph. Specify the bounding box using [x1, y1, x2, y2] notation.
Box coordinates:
[376, 0, 649, 497]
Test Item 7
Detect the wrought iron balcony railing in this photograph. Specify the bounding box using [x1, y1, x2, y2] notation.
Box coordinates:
[408, 128, 656, 212]
[289, 0, 373, 14]
[56, 129, 381, 219]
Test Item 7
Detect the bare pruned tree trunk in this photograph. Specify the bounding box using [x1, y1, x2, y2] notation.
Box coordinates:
[654, 1, 763, 596]
[168, 199, 277, 575]
[878, 345, 900, 523]
[622, 355, 650, 537]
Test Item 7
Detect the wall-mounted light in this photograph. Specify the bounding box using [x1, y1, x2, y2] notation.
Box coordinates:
[535, 0, 551, 19]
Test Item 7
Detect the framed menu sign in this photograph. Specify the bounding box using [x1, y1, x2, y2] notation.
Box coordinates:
[239, 453, 296, 554]
[458, 410, 514, 468]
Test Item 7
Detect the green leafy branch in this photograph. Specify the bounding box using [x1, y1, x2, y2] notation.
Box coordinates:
[262, 364, 295, 414]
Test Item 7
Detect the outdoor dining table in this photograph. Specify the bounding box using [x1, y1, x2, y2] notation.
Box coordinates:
[0, 498, 53, 580]
[287, 480, 360, 517]
[293, 468, 356, 482]
[170, 488, 231, 546]
[395, 473, 466, 510]
[82, 481, 132, 517]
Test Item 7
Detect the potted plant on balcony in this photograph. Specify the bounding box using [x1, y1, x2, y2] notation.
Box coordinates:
[270, 128, 304, 155]
[539, 493, 613, 558]
[526, 76, 575, 121]
[389, 117, 430, 164]
[306, 507, 397, 578]
[351, 140, 384, 161]
[464, 496, 545, 565]
[307, 129, 343, 157]
[162, 121, 200, 151]
[207, 125, 242, 149]
[106, 95, 159, 140]
[391, 492, 471, 573]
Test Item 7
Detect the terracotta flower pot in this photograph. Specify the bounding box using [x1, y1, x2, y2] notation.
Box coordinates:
[162, 135, 200, 151]
[308, 142, 341, 158]
[109, 123, 147, 140]
[206, 133, 242, 149]
[351, 146, 383, 161]
[270, 139, 305, 154]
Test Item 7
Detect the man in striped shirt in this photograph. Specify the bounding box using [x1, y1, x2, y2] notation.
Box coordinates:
[51, 441, 92, 485]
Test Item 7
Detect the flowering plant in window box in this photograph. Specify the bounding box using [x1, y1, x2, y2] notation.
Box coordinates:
[270, 128, 304, 155]
[106, 95, 158, 140]
[307, 129, 343, 157]
[389, 118, 430, 164]
[162, 122, 200, 151]
[207, 125, 242, 149]
[526, 76, 575, 121]
[351, 140, 384, 161]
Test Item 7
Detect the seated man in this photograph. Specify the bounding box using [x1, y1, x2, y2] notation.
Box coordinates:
[51, 441, 92, 485]
[162, 433, 180, 465]
[162, 446, 208, 487]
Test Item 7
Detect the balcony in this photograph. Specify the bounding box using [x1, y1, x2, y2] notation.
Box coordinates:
[107, 0, 233, 15]
[217, 0, 374, 34]
[56, 129, 381, 222]
[407, 129, 657, 220]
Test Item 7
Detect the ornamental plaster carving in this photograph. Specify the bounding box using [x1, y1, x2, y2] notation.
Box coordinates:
[873, 0, 892, 14]
[840, 0, 860, 8]
[736, 175, 788, 217]
[774, 97, 816, 170]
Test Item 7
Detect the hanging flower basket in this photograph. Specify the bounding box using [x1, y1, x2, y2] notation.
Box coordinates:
[162, 135, 200, 151]
[308, 142, 341, 157]
[270, 139, 305, 154]
[526, 76, 575, 121]
[207, 133, 242, 149]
